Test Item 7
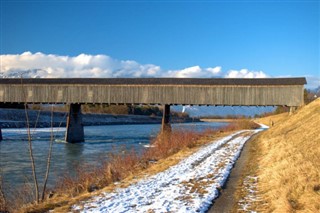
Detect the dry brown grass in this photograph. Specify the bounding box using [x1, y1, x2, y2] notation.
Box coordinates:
[228, 119, 261, 130]
[236, 98, 320, 212]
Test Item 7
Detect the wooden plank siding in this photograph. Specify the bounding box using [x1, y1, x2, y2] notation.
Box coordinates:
[0, 80, 305, 106]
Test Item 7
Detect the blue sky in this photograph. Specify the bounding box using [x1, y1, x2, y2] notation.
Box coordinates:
[1, 0, 319, 88]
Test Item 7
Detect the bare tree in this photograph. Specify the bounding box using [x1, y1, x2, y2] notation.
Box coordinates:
[21, 76, 39, 204]
[41, 104, 55, 201]
[24, 103, 40, 204]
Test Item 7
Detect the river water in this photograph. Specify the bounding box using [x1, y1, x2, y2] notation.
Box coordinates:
[0, 122, 227, 195]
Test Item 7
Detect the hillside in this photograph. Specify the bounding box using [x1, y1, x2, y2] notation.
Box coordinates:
[239, 98, 320, 212]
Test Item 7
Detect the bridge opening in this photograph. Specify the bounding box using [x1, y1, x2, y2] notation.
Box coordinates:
[63, 103, 172, 143]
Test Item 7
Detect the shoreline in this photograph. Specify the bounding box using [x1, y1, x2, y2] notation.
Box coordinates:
[0, 108, 201, 128]
[200, 118, 235, 123]
[6, 120, 260, 212]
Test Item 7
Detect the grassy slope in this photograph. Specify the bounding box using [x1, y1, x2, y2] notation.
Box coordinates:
[253, 98, 320, 212]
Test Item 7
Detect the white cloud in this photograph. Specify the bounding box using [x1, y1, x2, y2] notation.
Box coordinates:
[3, 52, 318, 93]
[0, 52, 161, 78]
[303, 76, 320, 89]
[0, 52, 223, 79]
[206, 66, 222, 75]
[1, 52, 287, 82]
[166, 66, 222, 78]
[225, 69, 268, 78]
[270, 74, 319, 89]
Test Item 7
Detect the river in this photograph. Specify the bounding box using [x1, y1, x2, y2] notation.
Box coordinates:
[0, 122, 227, 196]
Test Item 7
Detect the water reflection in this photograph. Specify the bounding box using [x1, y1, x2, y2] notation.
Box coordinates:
[64, 143, 85, 172]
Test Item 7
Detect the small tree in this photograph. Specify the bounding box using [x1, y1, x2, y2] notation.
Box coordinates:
[304, 88, 318, 104]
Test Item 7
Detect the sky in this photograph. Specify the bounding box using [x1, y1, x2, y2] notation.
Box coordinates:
[0, 0, 319, 88]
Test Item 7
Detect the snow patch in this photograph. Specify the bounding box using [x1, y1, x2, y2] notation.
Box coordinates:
[237, 176, 265, 212]
[73, 129, 263, 212]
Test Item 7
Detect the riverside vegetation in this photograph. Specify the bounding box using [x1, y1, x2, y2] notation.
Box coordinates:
[0, 119, 259, 212]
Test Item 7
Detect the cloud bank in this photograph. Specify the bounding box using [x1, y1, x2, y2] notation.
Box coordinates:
[1, 52, 267, 79]
[225, 69, 268, 78]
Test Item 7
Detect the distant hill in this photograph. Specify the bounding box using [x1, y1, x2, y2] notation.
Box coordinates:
[172, 105, 275, 117]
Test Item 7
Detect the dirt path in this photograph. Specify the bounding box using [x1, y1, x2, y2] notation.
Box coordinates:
[207, 134, 257, 213]
[72, 131, 257, 212]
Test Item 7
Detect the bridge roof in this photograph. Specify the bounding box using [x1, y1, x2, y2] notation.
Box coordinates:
[0, 77, 306, 85]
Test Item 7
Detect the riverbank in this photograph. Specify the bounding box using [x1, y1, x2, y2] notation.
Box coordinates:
[15, 121, 259, 212]
[0, 108, 200, 128]
[9, 121, 256, 212]
[74, 131, 263, 212]
[200, 118, 235, 123]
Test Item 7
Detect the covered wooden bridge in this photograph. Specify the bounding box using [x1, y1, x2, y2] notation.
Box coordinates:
[0, 77, 307, 142]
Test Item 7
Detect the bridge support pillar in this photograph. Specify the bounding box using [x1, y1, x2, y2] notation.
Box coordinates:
[161, 104, 171, 133]
[289, 106, 297, 115]
[0, 126, 2, 141]
[65, 103, 85, 143]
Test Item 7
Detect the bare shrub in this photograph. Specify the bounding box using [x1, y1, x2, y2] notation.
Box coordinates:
[54, 148, 141, 199]
[5, 180, 36, 212]
[142, 130, 202, 162]
[221, 119, 260, 132]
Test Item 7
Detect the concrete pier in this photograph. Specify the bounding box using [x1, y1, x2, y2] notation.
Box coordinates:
[65, 104, 85, 143]
[289, 106, 297, 115]
[161, 104, 171, 133]
[0, 127, 2, 141]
